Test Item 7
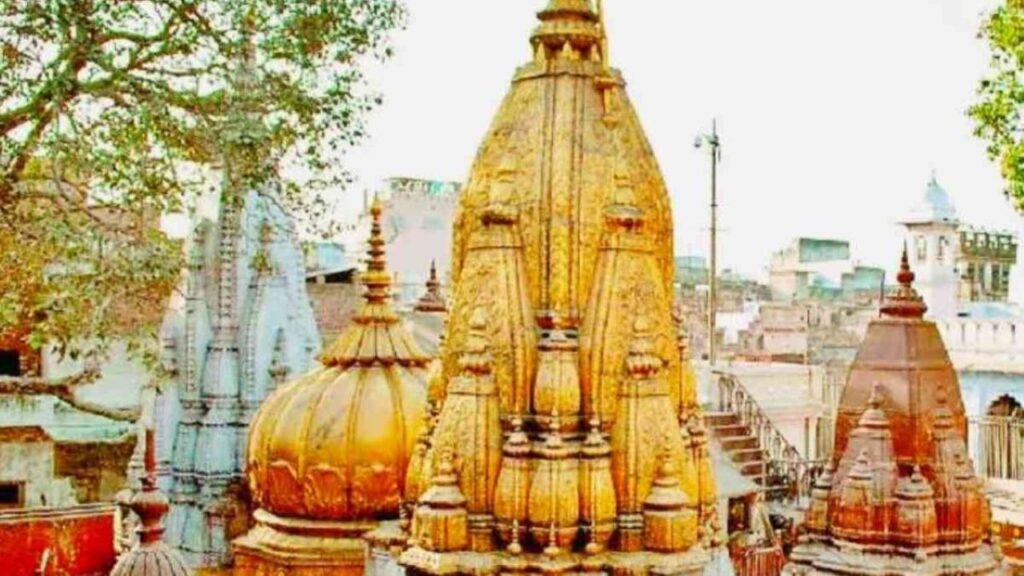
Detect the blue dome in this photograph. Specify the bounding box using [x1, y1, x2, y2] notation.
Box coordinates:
[904, 174, 958, 224]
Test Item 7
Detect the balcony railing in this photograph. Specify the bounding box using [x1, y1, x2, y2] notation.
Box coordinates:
[969, 416, 1024, 480]
[714, 372, 827, 504]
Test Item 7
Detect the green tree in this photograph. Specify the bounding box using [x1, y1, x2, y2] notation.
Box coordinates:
[0, 0, 405, 363]
[971, 0, 1024, 210]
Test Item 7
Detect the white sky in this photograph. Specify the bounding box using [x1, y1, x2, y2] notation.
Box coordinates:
[344, 0, 1022, 282]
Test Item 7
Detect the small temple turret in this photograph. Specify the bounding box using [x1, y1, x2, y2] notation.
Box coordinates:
[233, 199, 430, 576]
[414, 261, 448, 313]
[783, 248, 1004, 574]
[111, 428, 192, 576]
[398, 1, 712, 574]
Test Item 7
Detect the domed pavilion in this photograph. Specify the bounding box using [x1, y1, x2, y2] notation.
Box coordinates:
[233, 198, 431, 575]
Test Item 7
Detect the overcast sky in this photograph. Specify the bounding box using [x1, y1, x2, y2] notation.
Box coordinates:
[343, 0, 1020, 281]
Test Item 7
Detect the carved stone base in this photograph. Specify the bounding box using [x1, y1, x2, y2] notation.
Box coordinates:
[232, 508, 375, 576]
[399, 545, 711, 576]
[784, 540, 1008, 575]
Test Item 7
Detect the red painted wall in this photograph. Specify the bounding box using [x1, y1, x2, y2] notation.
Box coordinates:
[0, 504, 116, 576]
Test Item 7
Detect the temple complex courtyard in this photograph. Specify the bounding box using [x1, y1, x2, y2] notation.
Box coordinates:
[1, 1, 1023, 575]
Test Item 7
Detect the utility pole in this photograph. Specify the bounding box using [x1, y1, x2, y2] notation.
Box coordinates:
[696, 120, 722, 365]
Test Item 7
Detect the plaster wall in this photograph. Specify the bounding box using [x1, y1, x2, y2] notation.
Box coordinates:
[936, 318, 1024, 373]
[0, 439, 75, 508]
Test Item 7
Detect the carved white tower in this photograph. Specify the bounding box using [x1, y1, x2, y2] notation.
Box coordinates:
[900, 173, 960, 319]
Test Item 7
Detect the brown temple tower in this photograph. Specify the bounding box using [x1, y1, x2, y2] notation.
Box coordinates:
[784, 249, 1005, 575]
[398, 1, 716, 575]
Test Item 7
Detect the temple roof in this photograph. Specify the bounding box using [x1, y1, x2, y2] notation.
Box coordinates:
[246, 199, 429, 522]
[787, 249, 1001, 574]
[414, 260, 447, 313]
[835, 248, 963, 466]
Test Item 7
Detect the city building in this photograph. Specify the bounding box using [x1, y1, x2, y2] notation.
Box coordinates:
[901, 173, 1019, 318]
[959, 225, 1018, 303]
[768, 238, 884, 303]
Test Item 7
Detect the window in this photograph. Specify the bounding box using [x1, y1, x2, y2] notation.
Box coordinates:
[0, 350, 19, 376]
[915, 235, 927, 262]
[0, 482, 24, 508]
[938, 236, 949, 264]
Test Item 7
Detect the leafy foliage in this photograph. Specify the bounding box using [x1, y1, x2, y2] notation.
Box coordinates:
[0, 0, 405, 361]
[971, 0, 1024, 210]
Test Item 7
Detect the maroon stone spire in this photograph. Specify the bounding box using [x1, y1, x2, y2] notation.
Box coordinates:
[414, 260, 447, 313]
[879, 243, 928, 319]
[784, 250, 1003, 574]
[110, 428, 192, 576]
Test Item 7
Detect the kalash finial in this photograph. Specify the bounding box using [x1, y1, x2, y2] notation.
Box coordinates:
[362, 194, 392, 306]
[879, 244, 928, 319]
[109, 426, 192, 576]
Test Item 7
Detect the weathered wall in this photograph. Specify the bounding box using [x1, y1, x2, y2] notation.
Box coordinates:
[306, 282, 362, 344]
[0, 503, 116, 576]
[0, 428, 76, 508]
[55, 439, 135, 504]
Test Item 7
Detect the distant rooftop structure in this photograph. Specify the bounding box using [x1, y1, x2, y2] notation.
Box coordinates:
[902, 172, 959, 225]
[794, 238, 850, 264]
[768, 237, 882, 302]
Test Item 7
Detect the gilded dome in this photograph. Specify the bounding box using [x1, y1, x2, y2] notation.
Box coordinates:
[246, 198, 430, 521]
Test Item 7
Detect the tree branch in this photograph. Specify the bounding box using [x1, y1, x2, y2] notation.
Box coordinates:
[0, 370, 139, 422]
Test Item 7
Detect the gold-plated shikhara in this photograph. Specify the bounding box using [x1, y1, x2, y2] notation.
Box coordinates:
[401, 1, 715, 574]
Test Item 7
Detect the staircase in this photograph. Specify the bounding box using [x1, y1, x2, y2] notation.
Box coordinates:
[706, 372, 825, 503]
[705, 411, 769, 485]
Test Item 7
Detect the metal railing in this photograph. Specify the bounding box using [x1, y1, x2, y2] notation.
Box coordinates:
[714, 371, 827, 504]
[969, 415, 1024, 480]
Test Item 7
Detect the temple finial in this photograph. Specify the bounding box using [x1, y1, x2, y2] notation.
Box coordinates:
[880, 245, 927, 319]
[134, 426, 170, 545]
[415, 259, 447, 313]
[362, 194, 391, 305]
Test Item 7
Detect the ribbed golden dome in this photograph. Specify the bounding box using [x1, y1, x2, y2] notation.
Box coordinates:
[246, 198, 430, 521]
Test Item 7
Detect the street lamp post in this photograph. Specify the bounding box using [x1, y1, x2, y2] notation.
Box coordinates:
[695, 120, 722, 366]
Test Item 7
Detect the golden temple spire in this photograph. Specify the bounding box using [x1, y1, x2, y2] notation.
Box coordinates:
[596, 0, 609, 69]
[402, 1, 712, 572]
[414, 450, 469, 553]
[642, 442, 696, 553]
[532, 0, 601, 60]
[319, 196, 429, 367]
[364, 195, 391, 306]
